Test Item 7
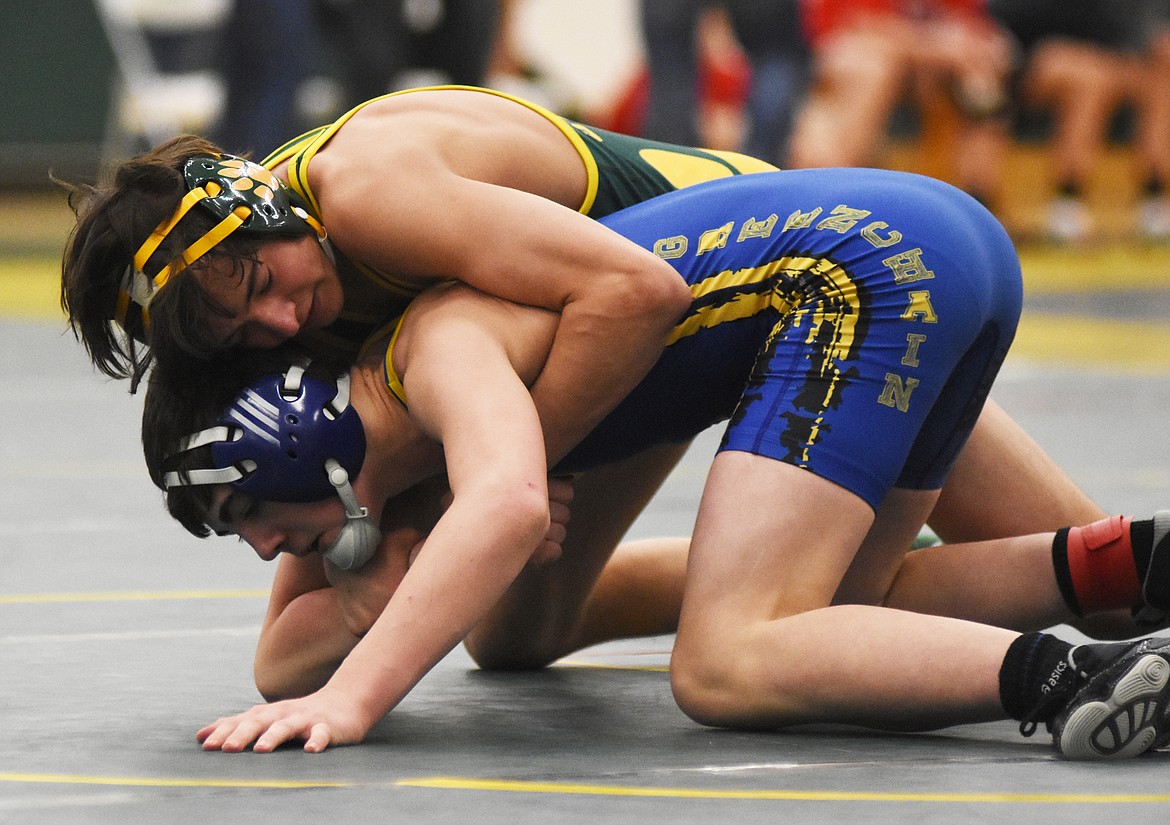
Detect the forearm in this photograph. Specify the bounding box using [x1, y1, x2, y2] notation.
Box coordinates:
[320, 490, 550, 726]
[531, 280, 688, 464]
[254, 587, 361, 701]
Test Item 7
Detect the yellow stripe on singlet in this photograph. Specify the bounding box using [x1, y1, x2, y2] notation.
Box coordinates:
[667, 256, 847, 344]
[269, 86, 603, 296]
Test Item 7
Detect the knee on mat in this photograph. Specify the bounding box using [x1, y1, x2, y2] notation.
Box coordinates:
[670, 641, 772, 728]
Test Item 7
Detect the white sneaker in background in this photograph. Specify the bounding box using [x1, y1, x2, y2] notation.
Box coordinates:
[1045, 196, 1093, 244]
[1138, 197, 1170, 242]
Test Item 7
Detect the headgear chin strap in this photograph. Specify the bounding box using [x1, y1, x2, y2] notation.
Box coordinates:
[116, 153, 328, 341]
[164, 363, 380, 571]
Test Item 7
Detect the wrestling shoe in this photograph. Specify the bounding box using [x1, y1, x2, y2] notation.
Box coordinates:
[1048, 636, 1170, 760]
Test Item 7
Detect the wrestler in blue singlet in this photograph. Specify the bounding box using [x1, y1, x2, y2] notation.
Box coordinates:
[555, 168, 1023, 509]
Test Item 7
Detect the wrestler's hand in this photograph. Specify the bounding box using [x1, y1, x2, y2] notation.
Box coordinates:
[196, 685, 371, 754]
[530, 476, 574, 567]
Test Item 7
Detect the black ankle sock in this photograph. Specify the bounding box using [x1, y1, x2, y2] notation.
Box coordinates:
[999, 632, 1075, 722]
[1051, 528, 1081, 616]
[1056, 180, 1083, 199]
[1143, 177, 1166, 198]
[1136, 515, 1170, 613]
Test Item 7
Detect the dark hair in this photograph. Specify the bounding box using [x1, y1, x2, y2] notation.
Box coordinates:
[141, 345, 348, 537]
[59, 135, 312, 392]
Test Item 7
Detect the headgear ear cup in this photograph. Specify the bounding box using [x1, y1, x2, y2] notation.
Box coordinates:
[323, 516, 381, 570]
[322, 459, 380, 570]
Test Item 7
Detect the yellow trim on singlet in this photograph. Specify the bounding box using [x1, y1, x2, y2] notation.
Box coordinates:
[276, 85, 601, 217]
[265, 86, 602, 296]
[668, 257, 806, 344]
[704, 149, 779, 176]
[373, 312, 411, 409]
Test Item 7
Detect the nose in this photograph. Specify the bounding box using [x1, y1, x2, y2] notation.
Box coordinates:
[252, 296, 301, 342]
[238, 525, 287, 562]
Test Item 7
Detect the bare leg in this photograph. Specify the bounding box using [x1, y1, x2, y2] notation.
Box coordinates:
[1022, 41, 1131, 191]
[465, 442, 689, 668]
[671, 453, 1016, 731]
[930, 399, 1106, 543]
[788, 26, 909, 169]
[1136, 32, 1170, 188]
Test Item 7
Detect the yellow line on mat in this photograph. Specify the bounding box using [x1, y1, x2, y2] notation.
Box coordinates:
[4, 772, 1167, 802]
[0, 772, 348, 789]
[0, 589, 269, 604]
[398, 776, 1170, 804]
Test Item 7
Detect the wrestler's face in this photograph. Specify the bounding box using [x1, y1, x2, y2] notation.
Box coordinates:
[195, 234, 344, 350]
[204, 486, 346, 562]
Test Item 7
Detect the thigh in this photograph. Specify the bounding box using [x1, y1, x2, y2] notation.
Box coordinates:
[930, 398, 1106, 542]
[680, 453, 875, 630]
[464, 441, 690, 667]
[834, 486, 941, 606]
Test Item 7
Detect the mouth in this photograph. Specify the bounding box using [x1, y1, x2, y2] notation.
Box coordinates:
[303, 287, 316, 330]
[304, 284, 328, 331]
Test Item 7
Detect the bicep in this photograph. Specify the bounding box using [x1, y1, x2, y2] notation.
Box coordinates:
[400, 297, 550, 493]
[328, 169, 672, 312]
[260, 553, 331, 635]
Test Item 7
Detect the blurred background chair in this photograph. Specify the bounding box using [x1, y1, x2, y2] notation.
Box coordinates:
[94, 0, 231, 161]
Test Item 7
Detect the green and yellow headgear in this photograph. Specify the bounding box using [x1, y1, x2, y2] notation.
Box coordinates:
[116, 154, 326, 340]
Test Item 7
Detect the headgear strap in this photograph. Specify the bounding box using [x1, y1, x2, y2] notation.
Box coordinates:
[116, 154, 327, 339]
[163, 363, 379, 570]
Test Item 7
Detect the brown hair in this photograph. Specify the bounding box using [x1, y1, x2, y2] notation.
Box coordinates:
[59, 135, 311, 391]
[141, 350, 246, 537]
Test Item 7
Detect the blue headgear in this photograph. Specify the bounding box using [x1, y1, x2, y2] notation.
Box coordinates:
[163, 362, 379, 570]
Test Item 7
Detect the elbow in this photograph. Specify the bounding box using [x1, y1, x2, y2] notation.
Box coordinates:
[253, 649, 328, 702]
[484, 482, 551, 563]
[637, 260, 692, 319]
[604, 258, 691, 328]
[254, 661, 294, 703]
[511, 485, 553, 557]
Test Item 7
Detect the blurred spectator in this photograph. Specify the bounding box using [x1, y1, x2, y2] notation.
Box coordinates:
[317, 0, 500, 108]
[988, 0, 1150, 242]
[723, 0, 811, 164]
[214, 0, 500, 157]
[1133, 0, 1170, 240]
[216, 0, 316, 157]
[788, 0, 1012, 207]
[636, 1, 810, 163]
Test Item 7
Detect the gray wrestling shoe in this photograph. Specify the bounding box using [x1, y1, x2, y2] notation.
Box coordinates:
[1050, 636, 1170, 760]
